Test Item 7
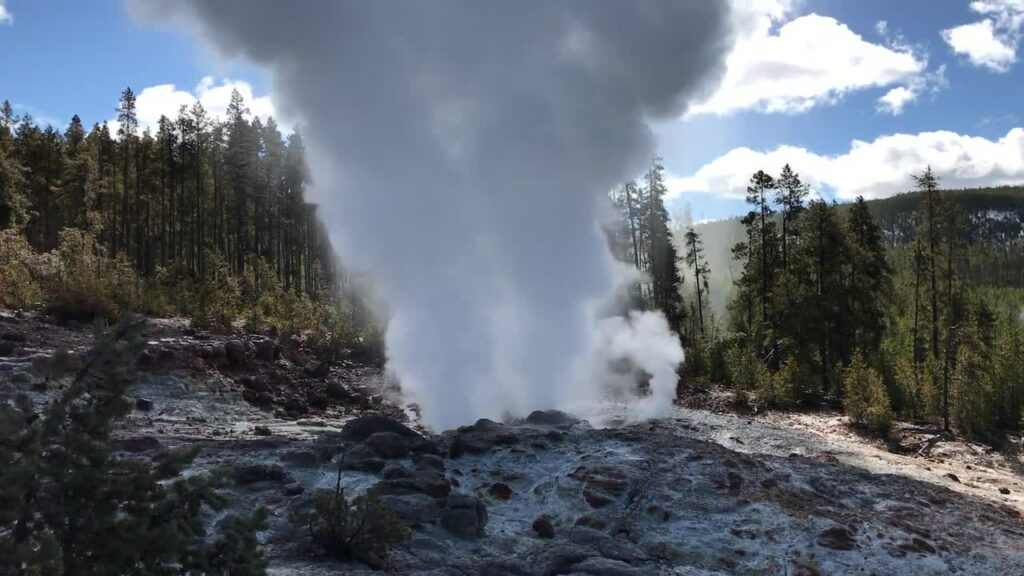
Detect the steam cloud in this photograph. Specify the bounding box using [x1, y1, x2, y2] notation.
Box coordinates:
[132, 0, 734, 430]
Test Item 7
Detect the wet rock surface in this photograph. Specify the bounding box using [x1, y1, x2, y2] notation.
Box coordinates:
[4, 309, 1024, 575]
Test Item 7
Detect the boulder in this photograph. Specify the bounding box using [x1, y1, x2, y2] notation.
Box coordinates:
[233, 464, 292, 485]
[441, 493, 488, 538]
[111, 436, 163, 453]
[280, 450, 320, 468]
[488, 482, 513, 500]
[380, 493, 440, 525]
[135, 397, 154, 412]
[571, 557, 643, 576]
[253, 425, 273, 436]
[304, 359, 330, 378]
[225, 340, 247, 364]
[253, 338, 278, 362]
[817, 526, 858, 551]
[569, 465, 630, 509]
[525, 409, 574, 427]
[341, 414, 419, 442]
[340, 444, 386, 472]
[382, 462, 416, 480]
[365, 431, 410, 459]
[532, 516, 555, 538]
[0, 340, 18, 357]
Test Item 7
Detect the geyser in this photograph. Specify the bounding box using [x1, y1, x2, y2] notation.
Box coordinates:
[133, 0, 734, 430]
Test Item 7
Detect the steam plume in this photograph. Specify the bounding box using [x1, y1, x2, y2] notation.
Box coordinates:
[131, 0, 734, 430]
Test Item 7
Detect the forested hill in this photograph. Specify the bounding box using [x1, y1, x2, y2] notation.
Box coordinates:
[865, 187, 1024, 245]
[688, 187, 1024, 316]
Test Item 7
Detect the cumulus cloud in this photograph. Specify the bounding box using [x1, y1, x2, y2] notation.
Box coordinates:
[876, 65, 947, 115]
[943, 0, 1024, 72]
[0, 1, 12, 25]
[690, 5, 929, 116]
[110, 77, 279, 133]
[669, 127, 1024, 201]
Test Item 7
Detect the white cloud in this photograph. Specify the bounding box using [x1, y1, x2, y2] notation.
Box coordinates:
[942, 0, 1024, 72]
[0, 1, 13, 25]
[110, 77, 280, 133]
[669, 127, 1024, 201]
[689, 6, 928, 116]
[876, 65, 947, 115]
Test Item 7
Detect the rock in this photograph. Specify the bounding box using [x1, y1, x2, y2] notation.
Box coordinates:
[899, 537, 937, 555]
[134, 397, 154, 412]
[478, 561, 535, 576]
[283, 483, 305, 496]
[569, 465, 629, 509]
[340, 444, 386, 472]
[253, 338, 278, 362]
[945, 473, 961, 483]
[532, 516, 555, 538]
[304, 359, 330, 378]
[488, 482, 513, 500]
[201, 343, 227, 360]
[414, 453, 446, 471]
[381, 493, 440, 525]
[382, 462, 416, 480]
[253, 425, 273, 436]
[441, 493, 488, 538]
[1000, 487, 1011, 495]
[450, 433, 493, 458]
[365, 431, 410, 459]
[0, 331, 27, 342]
[111, 436, 163, 453]
[0, 340, 18, 357]
[225, 340, 247, 364]
[325, 380, 348, 400]
[341, 414, 419, 442]
[571, 557, 643, 576]
[817, 526, 857, 551]
[233, 464, 292, 485]
[280, 450, 320, 468]
[525, 409, 574, 427]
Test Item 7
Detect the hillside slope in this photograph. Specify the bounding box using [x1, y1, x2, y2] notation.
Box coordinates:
[685, 187, 1024, 317]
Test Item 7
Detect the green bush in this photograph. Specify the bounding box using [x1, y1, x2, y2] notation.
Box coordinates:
[757, 357, 799, 408]
[725, 344, 764, 391]
[0, 317, 267, 574]
[0, 228, 48, 308]
[843, 350, 894, 436]
[292, 471, 407, 569]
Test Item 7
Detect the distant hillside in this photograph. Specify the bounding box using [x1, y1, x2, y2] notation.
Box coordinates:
[682, 186, 1024, 318]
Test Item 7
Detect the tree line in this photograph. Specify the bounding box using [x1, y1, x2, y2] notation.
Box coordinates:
[0, 89, 376, 351]
[608, 161, 1024, 442]
[1, 89, 331, 293]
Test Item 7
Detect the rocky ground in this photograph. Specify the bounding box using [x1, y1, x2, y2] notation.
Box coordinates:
[2, 309, 1024, 575]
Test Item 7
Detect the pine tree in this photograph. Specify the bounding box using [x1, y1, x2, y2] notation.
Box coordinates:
[683, 227, 710, 335]
[643, 158, 685, 336]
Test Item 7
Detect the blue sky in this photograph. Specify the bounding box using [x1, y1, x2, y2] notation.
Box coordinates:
[2, 0, 1023, 221]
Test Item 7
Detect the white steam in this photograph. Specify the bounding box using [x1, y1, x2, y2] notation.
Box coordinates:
[131, 0, 735, 430]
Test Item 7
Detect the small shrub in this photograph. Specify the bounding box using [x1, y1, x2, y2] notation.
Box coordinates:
[293, 470, 408, 569]
[843, 350, 893, 436]
[757, 357, 800, 409]
[725, 344, 764, 391]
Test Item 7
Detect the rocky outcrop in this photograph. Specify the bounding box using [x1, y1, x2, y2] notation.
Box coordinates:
[441, 493, 488, 538]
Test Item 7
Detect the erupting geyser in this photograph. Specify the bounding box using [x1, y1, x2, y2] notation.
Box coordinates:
[133, 0, 735, 430]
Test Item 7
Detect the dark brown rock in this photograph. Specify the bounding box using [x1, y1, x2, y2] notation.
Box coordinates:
[817, 526, 857, 551]
[488, 482, 513, 500]
[532, 516, 555, 538]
